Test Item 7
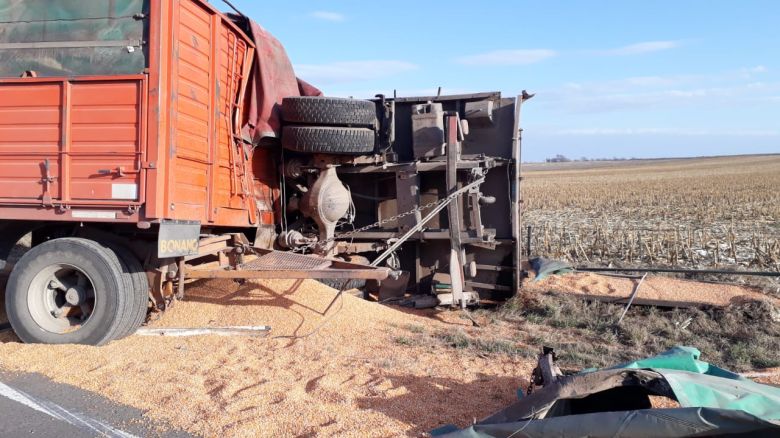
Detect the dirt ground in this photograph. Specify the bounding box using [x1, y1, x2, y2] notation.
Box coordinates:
[0, 279, 532, 437]
[1, 275, 777, 437]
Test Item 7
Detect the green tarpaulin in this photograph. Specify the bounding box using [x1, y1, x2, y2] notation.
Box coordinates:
[603, 346, 780, 421]
[439, 346, 780, 437]
[0, 0, 148, 77]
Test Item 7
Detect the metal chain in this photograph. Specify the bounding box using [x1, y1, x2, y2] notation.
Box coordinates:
[291, 179, 480, 254]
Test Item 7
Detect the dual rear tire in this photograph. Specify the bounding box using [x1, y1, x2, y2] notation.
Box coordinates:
[5, 238, 148, 346]
[281, 97, 378, 155]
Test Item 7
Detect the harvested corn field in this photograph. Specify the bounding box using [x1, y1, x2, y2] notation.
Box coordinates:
[522, 155, 780, 269]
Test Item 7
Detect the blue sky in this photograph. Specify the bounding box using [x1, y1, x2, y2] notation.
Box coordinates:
[224, 1, 779, 162]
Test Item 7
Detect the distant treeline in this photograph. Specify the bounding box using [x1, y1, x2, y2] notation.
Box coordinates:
[545, 154, 638, 163]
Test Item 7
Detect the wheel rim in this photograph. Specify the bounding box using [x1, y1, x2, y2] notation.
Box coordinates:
[27, 264, 97, 334]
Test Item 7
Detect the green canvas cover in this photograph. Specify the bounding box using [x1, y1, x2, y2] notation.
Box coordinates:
[438, 347, 780, 437]
[0, 0, 148, 77]
[603, 346, 780, 421]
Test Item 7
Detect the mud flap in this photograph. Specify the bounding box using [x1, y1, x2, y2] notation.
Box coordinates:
[157, 221, 201, 258]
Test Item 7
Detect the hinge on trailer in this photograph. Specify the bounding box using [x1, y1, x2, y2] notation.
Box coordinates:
[141, 161, 157, 169]
[41, 159, 55, 207]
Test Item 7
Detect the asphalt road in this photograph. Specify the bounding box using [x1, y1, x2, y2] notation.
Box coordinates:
[0, 370, 191, 438]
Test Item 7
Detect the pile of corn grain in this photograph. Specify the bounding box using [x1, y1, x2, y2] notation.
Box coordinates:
[0, 279, 530, 437]
[524, 272, 777, 308]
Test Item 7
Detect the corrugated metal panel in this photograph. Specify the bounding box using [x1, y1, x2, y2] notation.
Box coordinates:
[168, 0, 255, 226]
[0, 82, 62, 199]
[0, 78, 143, 205]
[170, 0, 212, 221]
[70, 81, 142, 201]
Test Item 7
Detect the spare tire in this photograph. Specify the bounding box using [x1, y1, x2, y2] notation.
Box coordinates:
[282, 126, 375, 155]
[282, 97, 377, 128]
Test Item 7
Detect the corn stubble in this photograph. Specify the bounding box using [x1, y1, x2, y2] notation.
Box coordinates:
[523, 155, 780, 270]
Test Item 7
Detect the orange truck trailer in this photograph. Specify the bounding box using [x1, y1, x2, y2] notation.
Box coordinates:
[0, 0, 530, 345]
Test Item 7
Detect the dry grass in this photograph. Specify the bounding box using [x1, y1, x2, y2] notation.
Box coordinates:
[396, 292, 780, 373]
[522, 155, 780, 270]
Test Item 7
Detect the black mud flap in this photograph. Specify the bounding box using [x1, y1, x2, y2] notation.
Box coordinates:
[157, 220, 201, 258]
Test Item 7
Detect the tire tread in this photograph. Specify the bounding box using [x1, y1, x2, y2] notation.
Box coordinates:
[281, 97, 377, 127]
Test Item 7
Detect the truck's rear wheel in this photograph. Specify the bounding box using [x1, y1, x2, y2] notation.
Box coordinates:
[5, 238, 131, 345]
[102, 242, 150, 339]
[281, 97, 377, 128]
[282, 126, 375, 155]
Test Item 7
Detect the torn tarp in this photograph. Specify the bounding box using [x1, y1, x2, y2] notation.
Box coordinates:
[437, 346, 780, 437]
[227, 14, 322, 145]
[530, 257, 573, 282]
[601, 346, 780, 422]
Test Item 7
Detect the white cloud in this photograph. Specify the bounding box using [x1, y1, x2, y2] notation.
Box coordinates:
[295, 60, 418, 85]
[547, 128, 780, 137]
[456, 49, 557, 66]
[591, 40, 682, 56]
[539, 66, 780, 114]
[742, 65, 768, 74]
[310, 11, 345, 22]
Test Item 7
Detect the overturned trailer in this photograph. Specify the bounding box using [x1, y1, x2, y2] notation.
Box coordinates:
[0, 0, 528, 345]
[277, 92, 531, 305]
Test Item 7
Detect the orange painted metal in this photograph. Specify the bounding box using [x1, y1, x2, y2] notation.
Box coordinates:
[0, 0, 276, 229]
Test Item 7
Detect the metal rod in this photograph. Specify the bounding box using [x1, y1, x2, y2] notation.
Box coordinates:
[371, 177, 486, 268]
[176, 258, 186, 300]
[221, 0, 246, 17]
[0, 40, 143, 49]
[617, 273, 647, 325]
[576, 267, 780, 277]
[136, 326, 270, 337]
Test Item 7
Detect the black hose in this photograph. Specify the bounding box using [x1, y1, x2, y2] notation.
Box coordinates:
[575, 267, 780, 277]
[222, 0, 245, 17]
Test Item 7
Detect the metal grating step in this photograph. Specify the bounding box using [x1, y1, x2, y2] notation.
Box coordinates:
[239, 251, 332, 271]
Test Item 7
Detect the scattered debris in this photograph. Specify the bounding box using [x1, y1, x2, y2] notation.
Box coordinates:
[437, 346, 780, 437]
[135, 326, 271, 337]
[742, 370, 780, 379]
[530, 257, 573, 282]
[381, 294, 440, 309]
[617, 273, 648, 324]
[527, 347, 562, 394]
